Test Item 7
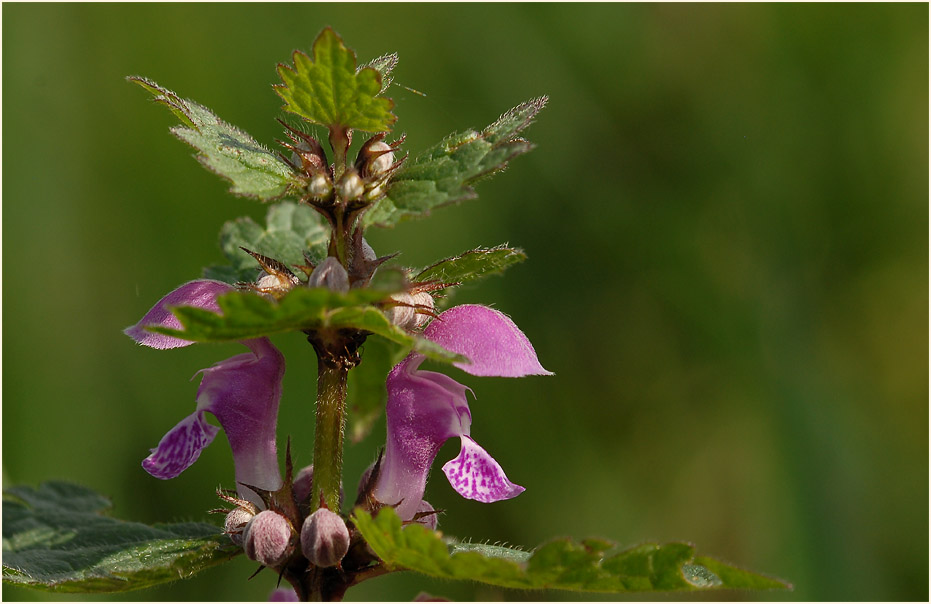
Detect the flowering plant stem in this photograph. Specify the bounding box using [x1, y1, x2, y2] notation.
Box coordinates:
[310, 343, 351, 514]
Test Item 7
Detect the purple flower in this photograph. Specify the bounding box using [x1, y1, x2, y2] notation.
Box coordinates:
[374, 304, 551, 520]
[125, 280, 285, 507]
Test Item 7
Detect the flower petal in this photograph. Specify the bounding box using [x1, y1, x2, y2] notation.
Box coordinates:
[196, 337, 285, 506]
[442, 436, 524, 503]
[424, 305, 552, 377]
[124, 280, 234, 349]
[374, 356, 471, 520]
[142, 410, 219, 480]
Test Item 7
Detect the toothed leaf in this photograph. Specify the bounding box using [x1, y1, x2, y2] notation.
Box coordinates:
[2, 482, 237, 593]
[203, 201, 330, 284]
[416, 246, 527, 291]
[352, 508, 791, 593]
[128, 76, 296, 200]
[364, 97, 547, 228]
[275, 28, 395, 132]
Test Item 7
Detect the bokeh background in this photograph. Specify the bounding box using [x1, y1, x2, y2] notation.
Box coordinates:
[3, 3, 927, 602]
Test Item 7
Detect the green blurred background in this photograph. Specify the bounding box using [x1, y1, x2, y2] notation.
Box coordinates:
[3, 3, 927, 601]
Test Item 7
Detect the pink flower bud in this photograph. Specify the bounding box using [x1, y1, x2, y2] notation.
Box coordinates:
[307, 257, 349, 293]
[224, 506, 255, 547]
[300, 508, 350, 568]
[244, 510, 294, 567]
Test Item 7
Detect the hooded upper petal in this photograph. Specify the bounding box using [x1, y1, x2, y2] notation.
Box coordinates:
[124, 280, 234, 349]
[424, 305, 552, 377]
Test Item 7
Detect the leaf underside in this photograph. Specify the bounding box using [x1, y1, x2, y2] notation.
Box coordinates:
[364, 96, 548, 228]
[151, 288, 465, 364]
[128, 76, 296, 200]
[352, 508, 791, 594]
[203, 201, 330, 284]
[2, 482, 237, 593]
[275, 27, 395, 132]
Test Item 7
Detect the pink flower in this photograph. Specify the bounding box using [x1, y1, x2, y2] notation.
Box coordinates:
[125, 280, 284, 507]
[374, 305, 551, 520]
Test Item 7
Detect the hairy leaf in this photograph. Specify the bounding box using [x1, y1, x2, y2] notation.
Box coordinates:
[128, 76, 296, 200]
[203, 201, 330, 284]
[275, 28, 395, 132]
[2, 482, 237, 593]
[362, 52, 399, 94]
[364, 97, 547, 228]
[150, 288, 464, 364]
[352, 508, 790, 594]
[415, 246, 527, 290]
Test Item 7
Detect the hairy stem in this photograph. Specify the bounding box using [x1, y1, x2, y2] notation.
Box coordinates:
[311, 354, 349, 513]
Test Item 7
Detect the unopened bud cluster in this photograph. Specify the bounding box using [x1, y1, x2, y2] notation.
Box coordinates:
[280, 122, 401, 209]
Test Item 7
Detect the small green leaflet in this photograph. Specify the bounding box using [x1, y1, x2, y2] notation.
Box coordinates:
[151, 287, 465, 364]
[415, 245, 527, 290]
[364, 97, 548, 228]
[2, 482, 237, 593]
[352, 508, 791, 594]
[204, 201, 330, 284]
[128, 76, 296, 200]
[362, 52, 399, 94]
[275, 27, 396, 132]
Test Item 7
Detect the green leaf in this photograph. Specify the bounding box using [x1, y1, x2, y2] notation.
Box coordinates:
[352, 508, 790, 594]
[203, 201, 330, 284]
[128, 76, 296, 200]
[151, 287, 465, 364]
[364, 97, 548, 228]
[415, 245, 527, 290]
[275, 28, 395, 132]
[347, 336, 406, 443]
[2, 482, 237, 593]
[362, 52, 398, 94]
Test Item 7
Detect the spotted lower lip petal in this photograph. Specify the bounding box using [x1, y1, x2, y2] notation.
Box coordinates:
[442, 435, 524, 503]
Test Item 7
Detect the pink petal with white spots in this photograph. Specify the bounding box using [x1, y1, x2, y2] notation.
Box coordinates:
[142, 411, 219, 480]
[442, 436, 524, 503]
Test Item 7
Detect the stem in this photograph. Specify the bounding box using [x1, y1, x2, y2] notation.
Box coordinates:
[311, 354, 348, 513]
[329, 126, 350, 181]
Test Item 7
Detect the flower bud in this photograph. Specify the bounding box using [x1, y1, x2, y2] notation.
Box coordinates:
[243, 510, 294, 567]
[256, 271, 300, 294]
[410, 292, 434, 329]
[300, 508, 350, 568]
[357, 136, 396, 178]
[290, 138, 327, 174]
[307, 172, 332, 199]
[307, 257, 349, 293]
[292, 464, 314, 506]
[366, 141, 394, 176]
[386, 292, 434, 331]
[224, 506, 255, 547]
[337, 171, 364, 201]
